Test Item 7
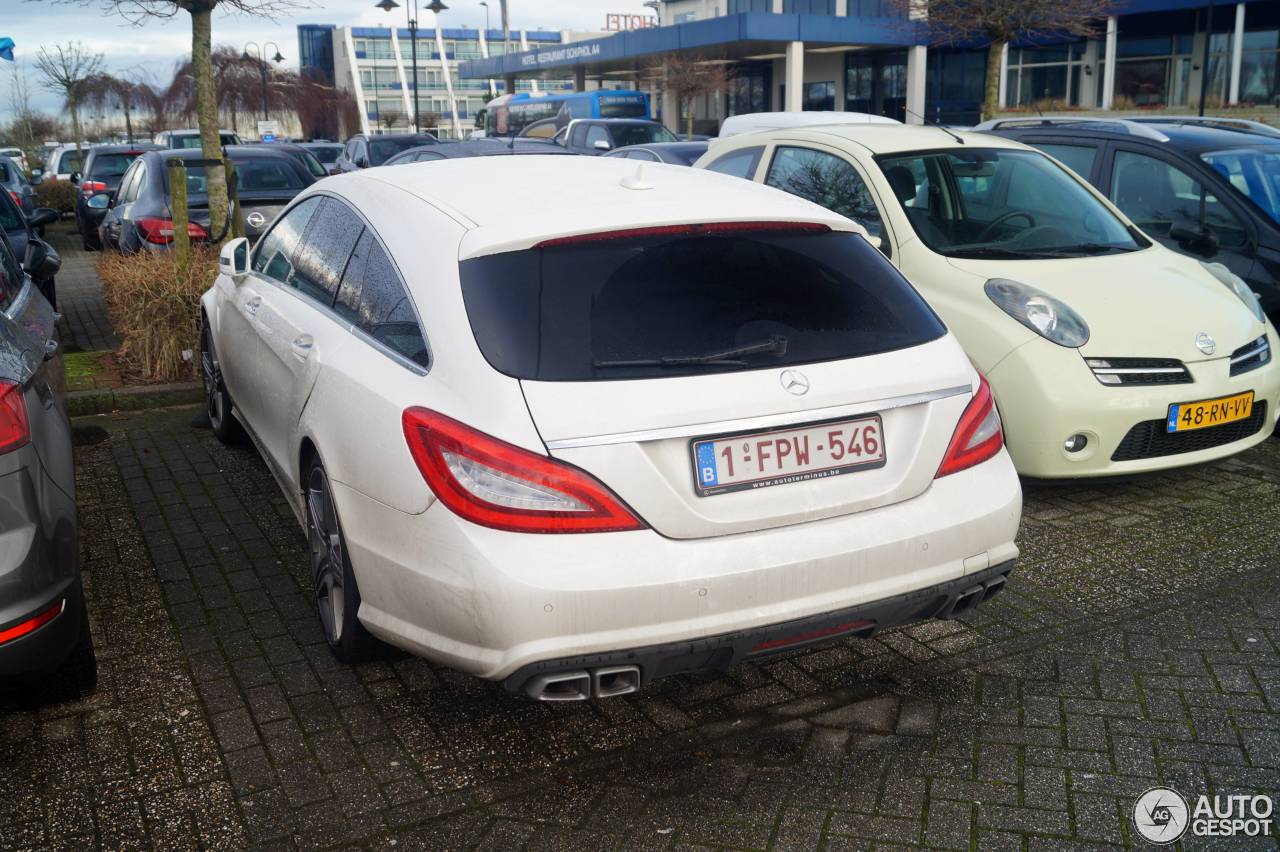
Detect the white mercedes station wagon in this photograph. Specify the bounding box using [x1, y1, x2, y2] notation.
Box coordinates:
[200, 157, 1021, 700]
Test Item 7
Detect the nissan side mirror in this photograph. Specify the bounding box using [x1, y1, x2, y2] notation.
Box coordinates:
[26, 207, 58, 229]
[219, 237, 250, 281]
[1169, 219, 1219, 250]
[593, 139, 612, 151]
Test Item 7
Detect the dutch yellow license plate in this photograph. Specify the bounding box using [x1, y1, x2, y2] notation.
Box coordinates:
[1166, 391, 1254, 433]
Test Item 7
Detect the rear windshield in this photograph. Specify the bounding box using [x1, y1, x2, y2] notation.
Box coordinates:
[57, 149, 85, 173]
[369, 136, 436, 165]
[88, 152, 144, 178]
[308, 146, 341, 164]
[173, 158, 306, 198]
[611, 124, 677, 146]
[460, 228, 945, 381]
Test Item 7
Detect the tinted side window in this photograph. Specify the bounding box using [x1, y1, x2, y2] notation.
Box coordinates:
[570, 124, 588, 148]
[336, 231, 428, 367]
[0, 232, 22, 311]
[705, 146, 763, 180]
[1036, 143, 1098, 179]
[1110, 150, 1247, 248]
[288, 198, 363, 304]
[766, 147, 884, 238]
[253, 196, 322, 282]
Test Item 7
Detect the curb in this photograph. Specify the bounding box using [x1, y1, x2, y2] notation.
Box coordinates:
[68, 382, 203, 417]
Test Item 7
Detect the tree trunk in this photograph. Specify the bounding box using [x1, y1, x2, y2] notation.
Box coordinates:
[123, 102, 133, 143]
[983, 41, 1004, 122]
[189, 3, 229, 243]
[70, 98, 83, 160]
[685, 97, 694, 141]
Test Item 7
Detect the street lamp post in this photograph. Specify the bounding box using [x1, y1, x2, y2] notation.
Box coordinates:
[480, 1, 490, 32]
[242, 41, 285, 121]
[378, 0, 449, 134]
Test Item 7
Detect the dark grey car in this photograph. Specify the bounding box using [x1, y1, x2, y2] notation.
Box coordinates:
[381, 138, 577, 164]
[604, 141, 710, 165]
[99, 146, 317, 252]
[72, 143, 162, 251]
[0, 189, 59, 308]
[0, 228, 94, 699]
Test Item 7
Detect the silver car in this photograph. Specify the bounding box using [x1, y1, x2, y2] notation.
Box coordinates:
[0, 229, 94, 699]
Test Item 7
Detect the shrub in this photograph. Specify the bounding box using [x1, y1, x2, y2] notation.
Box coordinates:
[34, 179, 78, 215]
[96, 247, 218, 383]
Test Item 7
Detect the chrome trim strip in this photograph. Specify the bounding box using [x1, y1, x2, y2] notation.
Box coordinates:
[543, 384, 972, 450]
[1230, 340, 1269, 365]
[1091, 367, 1187, 375]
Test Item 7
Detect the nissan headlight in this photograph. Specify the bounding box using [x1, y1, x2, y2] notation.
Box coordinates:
[984, 278, 1090, 348]
[1201, 261, 1265, 323]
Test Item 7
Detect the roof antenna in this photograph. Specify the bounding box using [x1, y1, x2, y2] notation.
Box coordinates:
[904, 107, 965, 144]
[620, 163, 653, 191]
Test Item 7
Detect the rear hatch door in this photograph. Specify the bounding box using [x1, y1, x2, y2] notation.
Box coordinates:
[460, 224, 973, 540]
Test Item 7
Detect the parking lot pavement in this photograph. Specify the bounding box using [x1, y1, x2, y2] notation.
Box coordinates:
[3, 406, 1280, 850]
[48, 226, 121, 353]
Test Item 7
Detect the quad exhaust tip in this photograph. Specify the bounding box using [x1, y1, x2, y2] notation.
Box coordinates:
[525, 665, 641, 701]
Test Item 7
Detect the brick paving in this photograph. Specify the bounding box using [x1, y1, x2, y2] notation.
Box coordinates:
[49, 225, 121, 353]
[3, 406, 1280, 849]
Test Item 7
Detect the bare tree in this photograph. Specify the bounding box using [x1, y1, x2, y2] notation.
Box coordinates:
[34, 42, 104, 157]
[58, 0, 306, 243]
[6, 61, 41, 164]
[84, 71, 148, 141]
[889, 0, 1114, 120]
[647, 54, 733, 140]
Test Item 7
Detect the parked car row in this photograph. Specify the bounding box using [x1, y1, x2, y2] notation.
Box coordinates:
[191, 111, 1279, 701]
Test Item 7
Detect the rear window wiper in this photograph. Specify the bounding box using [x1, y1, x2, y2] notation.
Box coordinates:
[594, 335, 788, 369]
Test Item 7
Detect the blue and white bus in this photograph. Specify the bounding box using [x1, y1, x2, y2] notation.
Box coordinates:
[474, 90, 651, 138]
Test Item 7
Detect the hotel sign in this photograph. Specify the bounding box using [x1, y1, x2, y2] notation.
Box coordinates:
[604, 13, 658, 31]
[521, 42, 603, 67]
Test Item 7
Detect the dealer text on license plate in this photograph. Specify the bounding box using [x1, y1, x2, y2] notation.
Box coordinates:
[691, 415, 885, 496]
[1166, 390, 1254, 433]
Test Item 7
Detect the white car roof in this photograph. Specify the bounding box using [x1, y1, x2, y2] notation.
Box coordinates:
[719, 111, 901, 138]
[712, 123, 1034, 155]
[349, 155, 863, 259]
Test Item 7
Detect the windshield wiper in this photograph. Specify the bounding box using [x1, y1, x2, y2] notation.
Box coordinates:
[948, 247, 1051, 259]
[594, 335, 788, 369]
[1032, 243, 1137, 256]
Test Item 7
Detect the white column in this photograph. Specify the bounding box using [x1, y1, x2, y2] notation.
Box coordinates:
[771, 0, 784, 12]
[1101, 16, 1117, 110]
[519, 31, 539, 94]
[433, 17, 464, 139]
[1229, 3, 1245, 105]
[344, 29, 371, 136]
[784, 41, 804, 112]
[477, 28, 497, 100]
[834, 0, 848, 14]
[389, 30, 414, 126]
[997, 43, 1009, 108]
[906, 45, 927, 124]
[661, 88, 679, 133]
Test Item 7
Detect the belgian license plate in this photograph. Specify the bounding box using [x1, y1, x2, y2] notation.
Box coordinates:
[1166, 391, 1254, 433]
[691, 415, 886, 497]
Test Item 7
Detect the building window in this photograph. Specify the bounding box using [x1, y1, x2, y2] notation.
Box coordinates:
[1005, 41, 1086, 109]
[846, 51, 907, 121]
[728, 0, 770, 13]
[784, 0, 835, 13]
[1240, 28, 1280, 106]
[803, 81, 836, 110]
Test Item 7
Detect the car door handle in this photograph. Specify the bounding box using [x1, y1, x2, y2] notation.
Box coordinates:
[245, 295, 262, 316]
[291, 334, 314, 360]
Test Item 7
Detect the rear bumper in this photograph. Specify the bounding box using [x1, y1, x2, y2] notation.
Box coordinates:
[503, 559, 1013, 697]
[333, 449, 1021, 682]
[0, 579, 82, 678]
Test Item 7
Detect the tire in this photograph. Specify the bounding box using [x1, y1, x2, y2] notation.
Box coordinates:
[306, 459, 380, 663]
[200, 319, 245, 444]
[45, 586, 98, 703]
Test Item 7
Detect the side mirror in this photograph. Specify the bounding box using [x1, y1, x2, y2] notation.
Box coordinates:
[354, 155, 368, 168]
[219, 237, 251, 280]
[86, 195, 110, 210]
[26, 207, 58, 229]
[23, 238, 61, 281]
[1169, 219, 1219, 250]
[70, 171, 81, 185]
[592, 139, 612, 151]
[29, 169, 43, 185]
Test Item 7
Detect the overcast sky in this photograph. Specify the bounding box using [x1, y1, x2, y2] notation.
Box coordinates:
[2, 0, 635, 121]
